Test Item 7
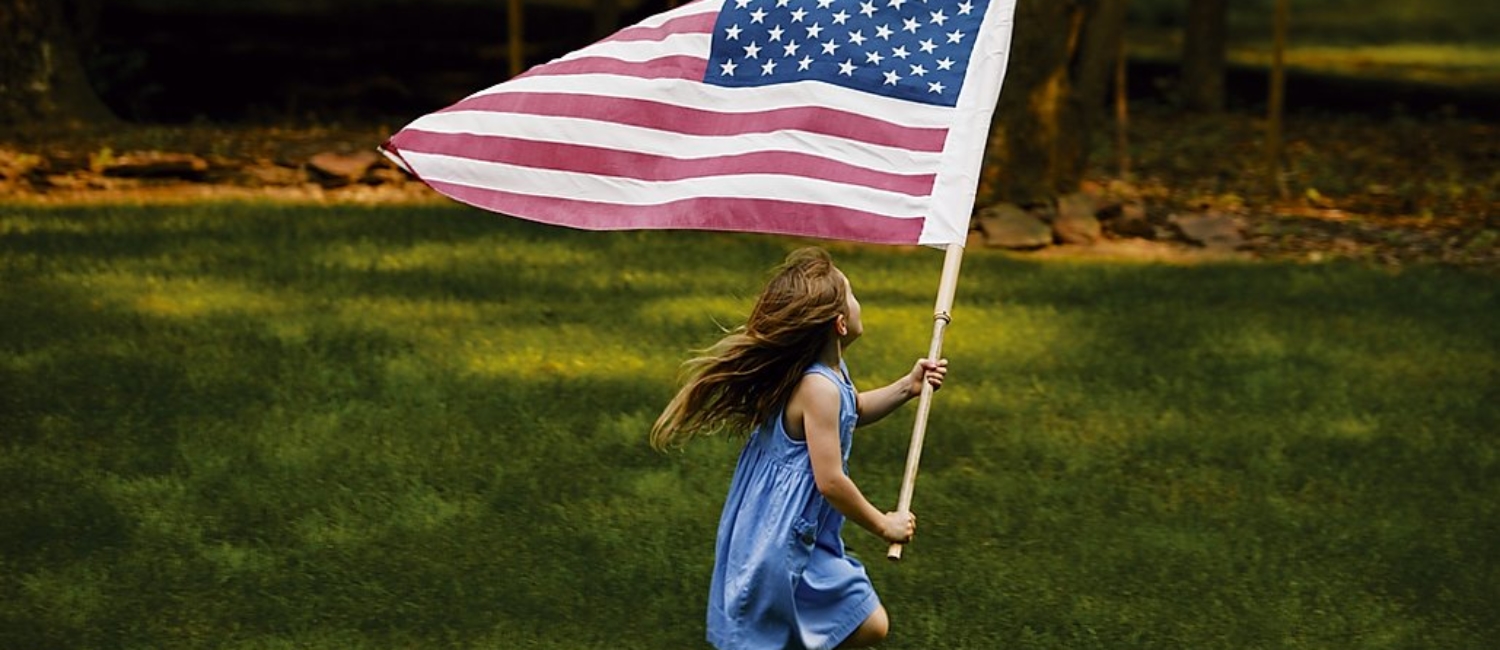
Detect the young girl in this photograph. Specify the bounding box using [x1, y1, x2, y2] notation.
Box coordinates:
[653, 247, 947, 650]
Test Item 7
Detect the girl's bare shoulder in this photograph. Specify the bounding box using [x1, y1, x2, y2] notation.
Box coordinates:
[784, 372, 841, 439]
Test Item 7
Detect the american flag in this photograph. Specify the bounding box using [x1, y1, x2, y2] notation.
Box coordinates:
[383, 0, 1016, 246]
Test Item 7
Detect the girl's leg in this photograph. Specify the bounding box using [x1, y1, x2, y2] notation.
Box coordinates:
[837, 604, 890, 648]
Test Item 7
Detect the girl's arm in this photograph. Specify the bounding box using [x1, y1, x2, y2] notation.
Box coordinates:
[856, 358, 947, 427]
[797, 375, 914, 544]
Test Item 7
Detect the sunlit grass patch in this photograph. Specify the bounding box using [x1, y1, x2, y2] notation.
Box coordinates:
[634, 295, 748, 334]
[313, 235, 607, 277]
[1237, 43, 1500, 87]
[74, 271, 297, 320]
[458, 323, 655, 381]
[1126, 26, 1500, 89]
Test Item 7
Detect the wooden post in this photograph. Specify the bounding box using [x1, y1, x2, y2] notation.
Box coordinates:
[1115, 25, 1130, 179]
[1266, 0, 1289, 198]
[508, 0, 525, 78]
[888, 243, 965, 561]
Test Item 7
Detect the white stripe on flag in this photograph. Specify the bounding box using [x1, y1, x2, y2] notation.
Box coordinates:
[406, 112, 941, 177]
[554, 33, 713, 63]
[400, 151, 930, 217]
[479, 74, 954, 131]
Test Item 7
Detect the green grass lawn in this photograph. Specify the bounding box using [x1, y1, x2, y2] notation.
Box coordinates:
[1125, 0, 1500, 90]
[2, 203, 1496, 649]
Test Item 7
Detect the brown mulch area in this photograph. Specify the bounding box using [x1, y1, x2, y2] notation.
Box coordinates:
[1, 111, 1495, 270]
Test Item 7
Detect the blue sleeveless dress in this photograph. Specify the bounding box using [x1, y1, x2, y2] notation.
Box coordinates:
[706, 360, 879, 650]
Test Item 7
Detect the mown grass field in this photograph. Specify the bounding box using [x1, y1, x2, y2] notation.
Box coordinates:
[2, 203, 1496, 649]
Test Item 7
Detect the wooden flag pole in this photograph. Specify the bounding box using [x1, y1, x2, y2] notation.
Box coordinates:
[889, 242, 966, 560]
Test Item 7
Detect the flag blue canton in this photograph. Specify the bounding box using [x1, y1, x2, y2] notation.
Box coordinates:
[705, 0, 990, 107]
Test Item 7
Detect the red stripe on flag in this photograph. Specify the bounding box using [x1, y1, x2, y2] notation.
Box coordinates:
[440, 92, 948, 152]
[425, 179, 927, 245]
[517, 55, 708, 81]
[390, 130, 936, 196]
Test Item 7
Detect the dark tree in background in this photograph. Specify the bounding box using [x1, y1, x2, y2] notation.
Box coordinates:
[1180, 0, 1228, 112]
[980, 0, 1128, 206]
[0, 0, 114, 127]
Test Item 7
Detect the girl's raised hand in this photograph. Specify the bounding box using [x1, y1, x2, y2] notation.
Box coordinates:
[906, 358, 948, 397]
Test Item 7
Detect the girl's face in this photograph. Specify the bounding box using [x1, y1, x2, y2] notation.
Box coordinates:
[838, 270, 864, 346]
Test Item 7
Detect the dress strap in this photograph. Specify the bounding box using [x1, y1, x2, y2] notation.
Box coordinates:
[804, 360, 849, 386]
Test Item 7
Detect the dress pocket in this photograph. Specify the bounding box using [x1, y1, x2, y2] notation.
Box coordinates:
[787, 516, 817, 574]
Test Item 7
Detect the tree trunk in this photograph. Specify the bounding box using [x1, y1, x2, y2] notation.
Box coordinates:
[1114, 25, 1129, 179]
[1180, 0, 1228, 112]
[980, 0, 1128, 207]
[1265, 0, 1289, 198]
[0, 0, 114, 129]
[507, 0, 525, 77]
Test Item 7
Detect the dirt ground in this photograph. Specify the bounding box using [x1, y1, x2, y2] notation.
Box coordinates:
[1, 109, 1495, 271]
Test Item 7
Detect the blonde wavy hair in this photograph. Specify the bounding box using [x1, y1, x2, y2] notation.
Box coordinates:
[651, 247, 848, 450]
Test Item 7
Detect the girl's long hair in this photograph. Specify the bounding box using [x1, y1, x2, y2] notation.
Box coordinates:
[651, 247, 847, 450]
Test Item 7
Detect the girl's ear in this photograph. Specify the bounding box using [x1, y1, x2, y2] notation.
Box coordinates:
[835, 314, 848, 336]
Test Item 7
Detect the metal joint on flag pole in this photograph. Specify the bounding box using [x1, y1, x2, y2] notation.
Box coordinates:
[933, 311, 952, 324]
